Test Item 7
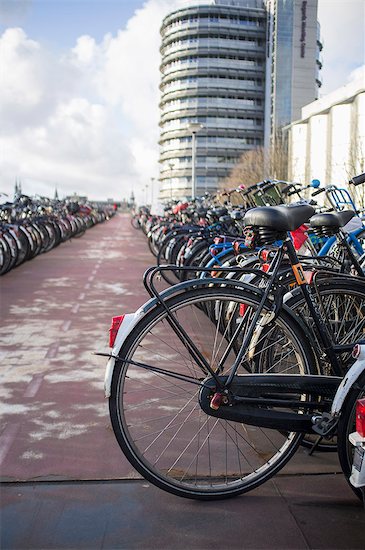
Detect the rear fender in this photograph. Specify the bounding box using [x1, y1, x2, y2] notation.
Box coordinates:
[331, 345, 365, 415]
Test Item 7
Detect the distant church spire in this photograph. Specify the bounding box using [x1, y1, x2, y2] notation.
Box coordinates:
[14, 179, 21, 198]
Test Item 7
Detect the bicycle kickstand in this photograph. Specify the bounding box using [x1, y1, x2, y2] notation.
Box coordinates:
[307, 435, 324, 456]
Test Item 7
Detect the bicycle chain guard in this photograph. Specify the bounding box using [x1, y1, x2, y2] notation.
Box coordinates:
[199, 374, 341, 432]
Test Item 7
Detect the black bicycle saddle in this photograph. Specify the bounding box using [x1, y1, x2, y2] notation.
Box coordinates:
[310, 210, 355, 229]
[243, 204, 315, 232]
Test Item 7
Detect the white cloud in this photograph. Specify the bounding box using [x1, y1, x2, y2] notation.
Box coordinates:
[71, 35, 98, 65]
[0, 28, 42, 107]
[0, 0, 179, 202]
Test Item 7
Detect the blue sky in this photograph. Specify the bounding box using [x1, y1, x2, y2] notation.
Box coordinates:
[1, 0, 144, 50]
[0, 0, 364, 201]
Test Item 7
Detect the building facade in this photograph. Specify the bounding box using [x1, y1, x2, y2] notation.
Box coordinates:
[288, 71, 365, 186]
[159, 0, 266, 200]
[158, 0, 321, 200]
[265, 0, 322, 148]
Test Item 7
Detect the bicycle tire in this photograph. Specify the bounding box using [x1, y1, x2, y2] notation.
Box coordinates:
[109, 284, 315, 500]
[0, 234, 12, 275]
[326, 228, 365, 273]
[2, 229, 18, 272]
[147, 231, 160, 257]
[157, 233, 188, 286]
[131, 216, 141, 229]
[180, 240, 211, 282]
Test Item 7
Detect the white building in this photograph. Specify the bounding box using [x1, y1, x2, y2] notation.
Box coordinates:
[159, 0, 266, 200]
[288, 69, 365, 186]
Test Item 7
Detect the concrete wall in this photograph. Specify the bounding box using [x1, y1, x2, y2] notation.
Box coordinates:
[288, 72, 365, 187]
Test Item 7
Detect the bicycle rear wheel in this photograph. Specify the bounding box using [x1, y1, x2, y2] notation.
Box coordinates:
[109, 285, 315, 500]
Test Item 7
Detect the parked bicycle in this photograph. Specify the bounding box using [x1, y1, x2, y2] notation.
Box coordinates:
[0, 194, 116, 275]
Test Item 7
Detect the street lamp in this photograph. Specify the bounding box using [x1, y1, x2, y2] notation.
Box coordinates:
[143, 184, 149, 205]
[188, 123, 204, 200]
[150, 177, 155, 206]
[168, 162, 175, 201]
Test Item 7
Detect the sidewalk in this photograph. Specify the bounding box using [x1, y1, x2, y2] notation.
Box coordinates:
[0, 213, 364, 549]
[1, 475, 364, 549]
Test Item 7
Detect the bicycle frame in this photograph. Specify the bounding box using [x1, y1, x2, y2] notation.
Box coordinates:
[318, 227, 364, 257]
[202, 225, 364, 279]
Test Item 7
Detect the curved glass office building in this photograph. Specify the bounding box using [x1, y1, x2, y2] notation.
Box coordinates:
[159, 0, 266, 200]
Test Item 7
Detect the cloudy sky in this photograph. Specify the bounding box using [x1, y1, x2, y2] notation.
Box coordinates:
[0, 0, 364, 202]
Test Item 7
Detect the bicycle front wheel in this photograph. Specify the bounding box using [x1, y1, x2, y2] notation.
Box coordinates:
[109, 285, 315, 500]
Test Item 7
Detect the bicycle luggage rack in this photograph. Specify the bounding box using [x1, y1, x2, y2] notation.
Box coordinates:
[142, 261, 355, 307]
[142, 264, 270, 302]
[328, 186, 358, 213]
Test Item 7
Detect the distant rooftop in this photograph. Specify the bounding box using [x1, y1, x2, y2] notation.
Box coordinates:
[301, 68, 365, 120]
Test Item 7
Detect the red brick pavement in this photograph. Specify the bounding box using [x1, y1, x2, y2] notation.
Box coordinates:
[0, 213, 156, 481]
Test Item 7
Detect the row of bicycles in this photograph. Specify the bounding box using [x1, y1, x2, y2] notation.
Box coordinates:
[0, 194, 116, 275]
[102, 174, 365, 503]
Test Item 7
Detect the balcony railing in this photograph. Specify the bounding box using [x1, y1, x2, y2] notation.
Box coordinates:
[161, 78, 263, 95]
[161, 38, 264, 57]
[161, 17, 265, 39]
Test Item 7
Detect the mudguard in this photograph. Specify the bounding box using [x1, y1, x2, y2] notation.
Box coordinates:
[331, 344, 365, 415]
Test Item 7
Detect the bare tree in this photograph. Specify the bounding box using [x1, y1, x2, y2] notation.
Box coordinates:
[220, 147, 266, 189]
[269, 130, 289, 181]
[220, 134, 289, 191]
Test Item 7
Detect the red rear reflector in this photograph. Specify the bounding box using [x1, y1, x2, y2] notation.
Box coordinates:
[261, 249, 269, 261]
[239, 304, 247, 316]
[355, 398, 365, 438]
[109, 315, 125, 347]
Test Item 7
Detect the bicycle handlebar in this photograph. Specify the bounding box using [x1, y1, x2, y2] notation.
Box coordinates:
[312, 188, 326, 197]
[350, 173, 365, 186]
